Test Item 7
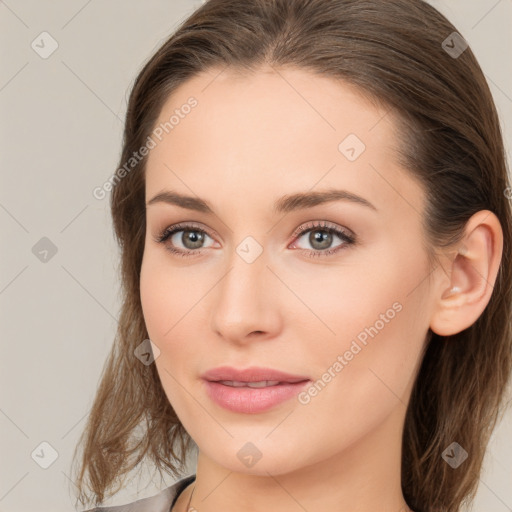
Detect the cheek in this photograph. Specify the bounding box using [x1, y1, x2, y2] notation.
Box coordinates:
[297, 242, 430, 396]
[139, 249, 212, 383]
[140, 248, 192, 341]
[291, 271, 428, 456]
[140, 264, 170, 342]
[140, 254, 195, 411]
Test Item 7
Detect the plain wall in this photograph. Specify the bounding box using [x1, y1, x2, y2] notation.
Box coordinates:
[0, 1, 510, 510]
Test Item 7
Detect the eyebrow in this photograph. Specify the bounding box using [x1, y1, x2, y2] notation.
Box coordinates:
[146, 189, 377, 214]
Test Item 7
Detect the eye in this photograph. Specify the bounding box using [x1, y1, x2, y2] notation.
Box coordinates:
[154, 220, 356, 259]
[289, 221, 356, 258]
[154, 222, 217, 258]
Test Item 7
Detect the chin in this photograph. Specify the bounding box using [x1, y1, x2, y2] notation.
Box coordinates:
[197, 436, 315, 477]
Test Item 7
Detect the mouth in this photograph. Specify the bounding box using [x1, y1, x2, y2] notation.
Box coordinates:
[201, 366, 311, 414]
[216, 380, 291, 387]
[201, 365, 310, 383]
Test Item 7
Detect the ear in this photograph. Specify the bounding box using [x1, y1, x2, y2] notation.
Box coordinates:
[430, 210, 504, 336]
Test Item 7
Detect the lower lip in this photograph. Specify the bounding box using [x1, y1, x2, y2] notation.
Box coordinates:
[203, 380, 311, 414]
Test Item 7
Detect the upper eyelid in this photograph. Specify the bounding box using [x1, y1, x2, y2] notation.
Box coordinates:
[160, 221, 217, 237]
[158, 220, 353, 243]
[293, 221, 353, 236]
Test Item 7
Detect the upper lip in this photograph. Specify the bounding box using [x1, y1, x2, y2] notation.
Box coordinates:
[201, 366, 310, 383]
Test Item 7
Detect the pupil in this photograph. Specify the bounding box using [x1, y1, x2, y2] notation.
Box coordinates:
[184, 231, 204, 249]
[311, 230, 332, 249]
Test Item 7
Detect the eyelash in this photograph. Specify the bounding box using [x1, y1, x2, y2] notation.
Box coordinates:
[154, 221, 356, 259]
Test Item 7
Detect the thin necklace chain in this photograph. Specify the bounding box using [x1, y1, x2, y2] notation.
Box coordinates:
[185, 484, 195, 511]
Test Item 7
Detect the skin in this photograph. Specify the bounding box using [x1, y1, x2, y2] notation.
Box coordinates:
[140, 65, 503, 512]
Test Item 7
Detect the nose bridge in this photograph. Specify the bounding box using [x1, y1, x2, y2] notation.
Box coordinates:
[220, 241, 269, 313]
[210, 237, 278, 340]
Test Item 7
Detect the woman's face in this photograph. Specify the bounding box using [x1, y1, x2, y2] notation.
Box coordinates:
[140, 66, 437, 477]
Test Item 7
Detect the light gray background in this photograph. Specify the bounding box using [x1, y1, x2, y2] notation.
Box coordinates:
[1, 1, 511, 511]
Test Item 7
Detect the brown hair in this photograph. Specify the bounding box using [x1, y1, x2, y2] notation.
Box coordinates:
[71, 1, 512, 511]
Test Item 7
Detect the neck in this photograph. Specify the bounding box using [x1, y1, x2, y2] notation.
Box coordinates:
[181, 405, 412, 512]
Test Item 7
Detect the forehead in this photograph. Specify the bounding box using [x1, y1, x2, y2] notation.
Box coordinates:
[150, 65, 395, 152]
[145, 65, 424, 220]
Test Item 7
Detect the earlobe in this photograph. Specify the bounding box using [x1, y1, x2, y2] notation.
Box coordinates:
[429, 210, 503, 337]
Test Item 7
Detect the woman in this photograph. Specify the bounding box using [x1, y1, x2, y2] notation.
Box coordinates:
[72, 1, 512, 511]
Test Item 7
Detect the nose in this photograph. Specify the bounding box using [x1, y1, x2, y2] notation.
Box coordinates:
[209, 245, 281, 345]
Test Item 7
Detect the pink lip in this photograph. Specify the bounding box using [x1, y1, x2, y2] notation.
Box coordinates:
[201, 366, 311, 414]
[201, 366, 310, 383]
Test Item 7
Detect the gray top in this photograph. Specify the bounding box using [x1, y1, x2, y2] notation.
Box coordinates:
[83, 474, 196, 512]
